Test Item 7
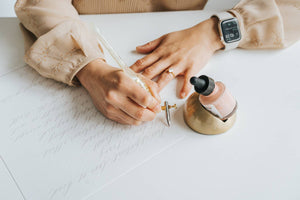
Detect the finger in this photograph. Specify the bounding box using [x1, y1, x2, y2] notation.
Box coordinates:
[157, 64, 182, 91]
[116, 95, 157, 122]
[114, 109, 142, 126]
[139, 75, 161, 103]
[180, 69, 194, 99]
[130, 53, 160, 73]
[142, 58, 172, 80]
[136, 37, 163, 54]
[100, 103, 141, 125]
[123, 77, 161, 113]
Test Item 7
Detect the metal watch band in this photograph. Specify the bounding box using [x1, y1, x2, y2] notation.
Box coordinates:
[212, 12, 240, 51]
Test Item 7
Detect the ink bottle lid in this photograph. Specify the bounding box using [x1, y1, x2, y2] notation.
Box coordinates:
[190, 75, 215, 96]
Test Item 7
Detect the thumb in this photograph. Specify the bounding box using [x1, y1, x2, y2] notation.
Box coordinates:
[136, 36, 163, 54]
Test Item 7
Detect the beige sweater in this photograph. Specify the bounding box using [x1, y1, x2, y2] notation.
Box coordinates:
[15, 0, 300, 86]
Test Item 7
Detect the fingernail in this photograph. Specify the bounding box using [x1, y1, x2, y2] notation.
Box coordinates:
[181, 92, 186, 98]
[157, 95, 161, 103]
[154, 104, 161, 113]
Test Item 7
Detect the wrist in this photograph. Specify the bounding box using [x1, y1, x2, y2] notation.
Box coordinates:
[194, 18, 224, 52]
[206, 17, 224, 51]
[76, 58, 107, 87]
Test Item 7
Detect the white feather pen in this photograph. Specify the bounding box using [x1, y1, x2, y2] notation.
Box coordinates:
[92, 24, 150, 93]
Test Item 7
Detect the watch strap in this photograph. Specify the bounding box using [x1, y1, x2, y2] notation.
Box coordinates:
[213, 12, 234, 21]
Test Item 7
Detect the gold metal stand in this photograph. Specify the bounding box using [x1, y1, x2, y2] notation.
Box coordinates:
[183, 92, 237, 135]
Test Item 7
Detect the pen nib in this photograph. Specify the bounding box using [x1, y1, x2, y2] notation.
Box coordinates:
[162, 101, 176, 127]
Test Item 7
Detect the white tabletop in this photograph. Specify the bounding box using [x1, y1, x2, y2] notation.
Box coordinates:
[0, 11, 299, 200]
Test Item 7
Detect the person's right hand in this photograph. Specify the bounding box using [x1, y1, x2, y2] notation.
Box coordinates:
[76, 58, 161, 125]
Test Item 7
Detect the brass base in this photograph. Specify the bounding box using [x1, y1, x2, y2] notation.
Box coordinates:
[184, 92, 236, 135]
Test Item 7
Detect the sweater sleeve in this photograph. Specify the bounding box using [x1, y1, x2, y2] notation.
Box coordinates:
[15, 0, 104, 86]
[229, 0, 300, 49]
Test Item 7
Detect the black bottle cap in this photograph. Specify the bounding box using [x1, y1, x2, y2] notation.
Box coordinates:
[190, 75, 215, 96]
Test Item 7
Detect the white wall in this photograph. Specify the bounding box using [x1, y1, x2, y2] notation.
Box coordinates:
[0, 0, 239, 17]
[0, 0, 16, 17]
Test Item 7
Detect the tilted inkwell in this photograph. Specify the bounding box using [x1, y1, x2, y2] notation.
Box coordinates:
[184, 75, 237, 135]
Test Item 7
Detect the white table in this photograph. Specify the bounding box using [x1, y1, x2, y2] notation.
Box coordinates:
[0, 11, 299, 200]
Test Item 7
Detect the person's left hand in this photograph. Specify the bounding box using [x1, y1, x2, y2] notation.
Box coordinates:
[130, 18, 224, 98]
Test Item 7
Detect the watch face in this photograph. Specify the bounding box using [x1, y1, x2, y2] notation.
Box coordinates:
[221, 18, 241, 43]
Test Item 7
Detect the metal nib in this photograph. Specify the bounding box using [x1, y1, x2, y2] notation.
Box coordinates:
[162, 101, 177, 127]
[165, 101, 170, 127]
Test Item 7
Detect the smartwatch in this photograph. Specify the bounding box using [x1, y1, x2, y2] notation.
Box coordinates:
[212, 12, 241, 50]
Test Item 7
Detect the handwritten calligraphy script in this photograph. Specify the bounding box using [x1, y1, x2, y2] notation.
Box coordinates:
[0, 66, 185, 200]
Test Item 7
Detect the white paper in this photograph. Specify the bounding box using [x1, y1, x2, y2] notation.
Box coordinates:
[0, 156, 24, 200]
[0, 65, 187, 200]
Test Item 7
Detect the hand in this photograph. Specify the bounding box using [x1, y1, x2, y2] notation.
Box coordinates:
[130, 17, 224, 98]
[76, 59, 161, 125]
